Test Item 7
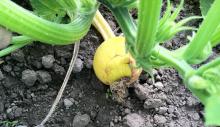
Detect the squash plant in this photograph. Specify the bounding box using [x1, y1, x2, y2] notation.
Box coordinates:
[96, 0, 220, 126]
[0, 0, 220, 126]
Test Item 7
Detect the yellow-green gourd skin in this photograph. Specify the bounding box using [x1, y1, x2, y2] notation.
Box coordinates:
[93, 37, 141, 85]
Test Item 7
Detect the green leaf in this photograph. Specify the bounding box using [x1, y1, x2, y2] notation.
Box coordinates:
[200, 0, 214, 16]
[30, 0, 96, 22]
[30, 0, 66, 21]
[205, 95, 220, 125]
[56, 0, 81, 21]
[105, 0, 136, 7]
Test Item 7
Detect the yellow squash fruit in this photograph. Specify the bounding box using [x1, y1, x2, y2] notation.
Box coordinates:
[92, 10, 141, 86]
[93, 36, 141, 85]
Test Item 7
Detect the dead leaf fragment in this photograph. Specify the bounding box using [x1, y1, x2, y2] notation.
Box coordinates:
[0, 26, 12, 49]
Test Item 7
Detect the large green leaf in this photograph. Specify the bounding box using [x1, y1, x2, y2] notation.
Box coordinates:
[30, 0, 66, 21]
[205, 94, 220, 125]
[200, 0, 214, 16]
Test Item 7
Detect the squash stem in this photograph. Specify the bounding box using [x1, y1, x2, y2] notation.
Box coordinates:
[183, 0, 220, 61]
[92, 10, 115, 40]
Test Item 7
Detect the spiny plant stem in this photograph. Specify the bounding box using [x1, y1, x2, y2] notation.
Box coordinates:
[152, 46, 194, 76]
[136, 0, 162, 58]
[197, 57, 220, 74]
[183, 0, 220, 61]
[0, 36, 33, 57]
[0, 0, 96, 45]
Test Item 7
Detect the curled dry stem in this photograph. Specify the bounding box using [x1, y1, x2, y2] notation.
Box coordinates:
[36, 42, 80, 127]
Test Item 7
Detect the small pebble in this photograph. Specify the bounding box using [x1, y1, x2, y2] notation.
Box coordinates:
[134, 83, 150, 100]
[72, 114, 90, 127]
[64, 98, 73, 109]
[3, 65, 12, 72]
[155, 75, 161, 81]
[186, 96, 199, 107]
[85, 59, 93, 69]
[32, 61, 42, 69]
[3, 76, 16, 88]
[188, 112, 200, 121]
[124, 108, 131, 114]
[168, 105, 175, 114]
[53, 63, 66, 75]
[158, 107, 168, 114]
[21, 69, 37, 87]
[73, 58, 83, 73]
[124, 113, 145, 127]
[6, 106, 23, 119]
[154, 115, 167, 124]
[42, 55, 55, 68]
[90, 111, 97, 120]
[36, 71, 52, 84]
[114, 116, 119, 123]
[154, 82, 164, 90]
[11, 50, 25, 62]
[13, 66, 21, 72]
[110, 121, 114, 127]
[144, 98, 164, 109]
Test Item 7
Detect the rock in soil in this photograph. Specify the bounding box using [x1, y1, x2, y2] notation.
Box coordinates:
[158, 107, 168, 115]
[11, 50, 25, 62]
[85, 59, 93, 69]
[110, 121, 114, 127]
[6, 106, 23, 119]
[36, 70, 52, 84]
[42, 55, 55, 69]
[32, 61, 42, 69]
[63, 98, 73, 109]
[134, 83, 151, 100]
[186, 96, 200, 107]
[21, 69, 37, 87]
[144, 98, 164, 109]
[154, 115, 167, 125]
[124, 113, 145, 127]
[188, 111, 200, 121]
[154, 82, 164, 90]
[3, 65, 12, 72]
[3, 76, 17, 88]
[53, 63, 66, 75]
[73, 58, 83, 73]
[72, 114, 90, 127]
[124, 108, 131, 114]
